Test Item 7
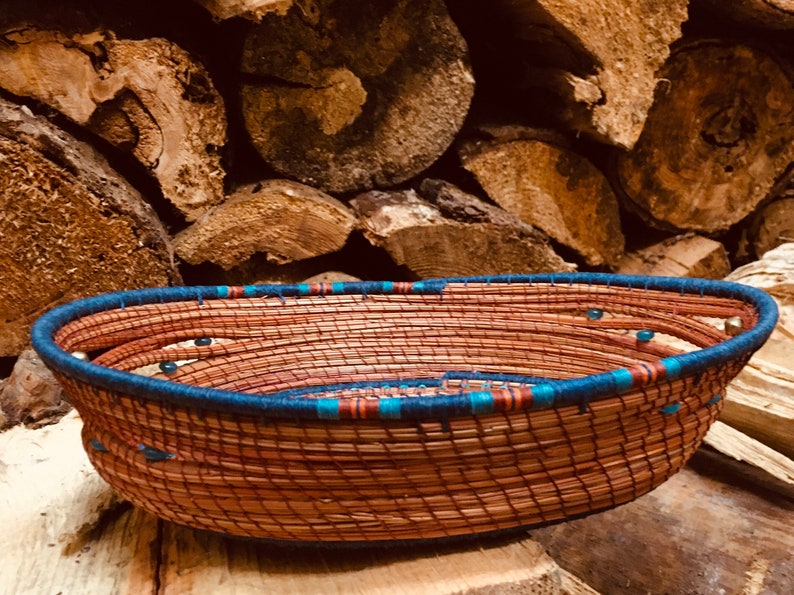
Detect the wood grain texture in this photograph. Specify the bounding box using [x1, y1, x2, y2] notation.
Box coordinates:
[613, 41, 794, 233]
[351, 183, 574, 278]
[459, 128, 624, 267]
[615, 234, 731, 279]
[0, 26, 227, 220]
[174, 180, 356, 269]
[0, 413, 597, 595]
[532, 448, 794, 594]
[239, 0, 474, 192]
[0, 98, 179, 357]
[722, 243, 794, 459]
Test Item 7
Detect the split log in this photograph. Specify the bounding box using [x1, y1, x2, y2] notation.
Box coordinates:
[615, 234, 731, 279]
[0, 349, 69, 430]
[698, 0, 794, 30]
[459, 128, 624, 267]
[239, 0, 475, 193]
[704, 421, 794, 488]
[531, 448, 794, 594]
[0, 98, 180, 357]
[612, 40, 794, 233]
[456, 0, 688, 149]
[350, 181, 575, 278]
[0, 26, 227, 221]
[0, 412, 598, 594]
[174, 180, 356, 269]
[192, 0, 293, 21]
[722, 243, 794, 459]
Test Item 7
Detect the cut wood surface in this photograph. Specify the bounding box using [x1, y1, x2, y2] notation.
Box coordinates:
[0, 98, 179, 357]
[459, 128, 624, 267]
[704, 420, 794, 488]
[723, 243, 794, 459]
[615, 234, 731, 279]
[239, 0, 474, 192]
[612, 40, 794, 233]
[0, 26, 227, 221]
[531, 447, 794, 594]
[174, 180, 356, 269]
[483, 0, 688, 149]
[0, 349, 69, 430]
[351, 182, 575, 278]
[192, 0, 293, 21]
[0, 412, 598, 595]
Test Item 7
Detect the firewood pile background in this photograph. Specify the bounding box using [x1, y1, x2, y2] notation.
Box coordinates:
[0, 0, 793, 593]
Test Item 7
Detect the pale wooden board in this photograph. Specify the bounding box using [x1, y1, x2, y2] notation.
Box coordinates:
[0, 413, 597, 595]
[704, 420, 794, 487]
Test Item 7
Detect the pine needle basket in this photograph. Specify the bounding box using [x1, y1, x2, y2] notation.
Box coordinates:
[31, 274, 777, 544]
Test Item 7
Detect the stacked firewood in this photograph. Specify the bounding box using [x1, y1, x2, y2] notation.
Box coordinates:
[0, 0, 792, 360]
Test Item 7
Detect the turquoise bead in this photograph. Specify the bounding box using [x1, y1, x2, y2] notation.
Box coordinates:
[586, 308, 604, 320]
[194, 337, 213, 346]
[159, 361, 178, 374]
[636, 330, 655, 342]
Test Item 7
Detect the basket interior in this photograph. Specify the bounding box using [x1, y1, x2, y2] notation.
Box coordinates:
[51, 281, 757, 402]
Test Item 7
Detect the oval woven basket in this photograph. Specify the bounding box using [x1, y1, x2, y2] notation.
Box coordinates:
[31, 274, 777, 543]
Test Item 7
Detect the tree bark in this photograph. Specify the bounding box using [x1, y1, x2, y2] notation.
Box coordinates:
[0, 25, 227, 221]
[350, 181, 574, 279]
[615, 234, 731, 279]
[239, 0, 474, 193]
[612, 40, 794, 233]
[0, 98, 180, 356]
[459, 127, 625, 268]
[174, 180, 356, 269]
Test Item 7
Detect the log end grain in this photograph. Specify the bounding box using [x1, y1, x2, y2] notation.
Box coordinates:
[460, 131, 625, 267]
[174, 179, 356, 269]
[0, 99, 180, 357]
[615, 234, 732, 279]
[239, 0, 475, 192]
[613, 41, 794, 233]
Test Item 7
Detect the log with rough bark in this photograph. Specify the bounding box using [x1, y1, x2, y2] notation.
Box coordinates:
[239, 0, 475, 193]
[0, 98, 180, 357]
[0, 349, 69, 430]
[531, 448, 794, 594]
[722, 243, 794, 460]
[459, 127, 624, 268]
[174, 179, 356, 270]
[452, 0, 688, 149]
[0, 25, 227, 221]
[351, 181, 575, 278]
[0, 411, 598, 595]
[612, 40, 794, 233]
[615, 234, 731, 279]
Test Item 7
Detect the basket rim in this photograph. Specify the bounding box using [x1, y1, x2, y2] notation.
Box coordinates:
[30, 273, 778, 421]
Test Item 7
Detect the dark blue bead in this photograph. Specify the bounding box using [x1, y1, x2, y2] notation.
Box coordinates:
[159, 361, 178, 374]
[660, 402, 680, 415]
[636, 330, 655, 342]
[90, 438, 108, 452]
[194, 337, 213, 346]
[138, 444, 174, 461]
[707, 394, 722, 406]
[586, 308, 604, 320]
